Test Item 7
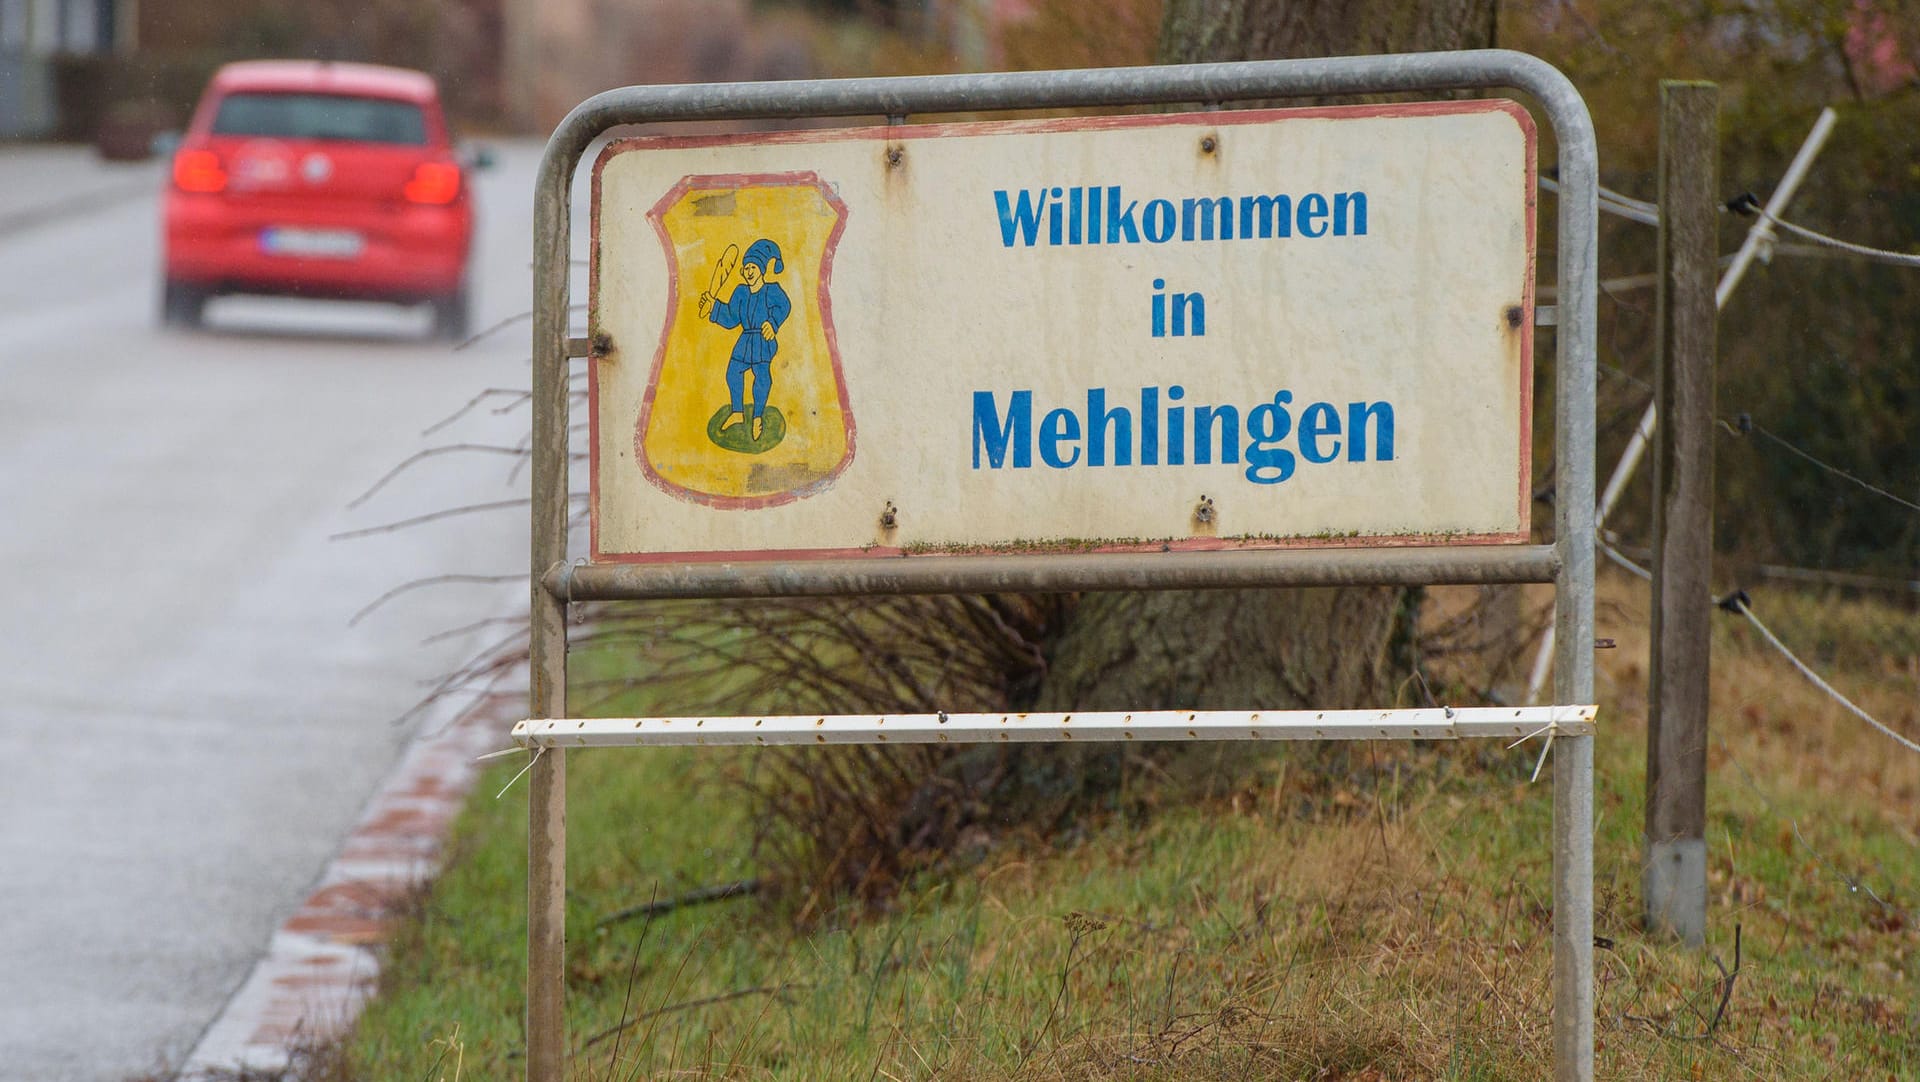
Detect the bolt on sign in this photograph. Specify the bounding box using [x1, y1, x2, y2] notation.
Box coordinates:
[589, 101, 1536, 562]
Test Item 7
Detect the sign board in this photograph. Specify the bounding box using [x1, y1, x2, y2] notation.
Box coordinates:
[589, 101, 1535, 562]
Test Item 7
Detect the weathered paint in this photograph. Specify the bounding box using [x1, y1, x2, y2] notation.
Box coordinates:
[590, 101, 1535, 562]
[512, 705, 1599, 749]
[634, 174, 854, 507]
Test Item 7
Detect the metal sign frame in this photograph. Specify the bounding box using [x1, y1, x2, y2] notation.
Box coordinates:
[529, 50, 1597, 1082]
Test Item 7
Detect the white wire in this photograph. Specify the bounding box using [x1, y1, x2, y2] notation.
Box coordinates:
[495, 746, 546, 799]
[1541, 174, 1920, 271]
[1733, 599, 1920, 756]
[1595, 536, 1918, 756]
[1717, 733, 1911, 905]
[1501, 708, 1568, 784]
[1757, 209, 1920, 268]
[1538, 175, 1660, 226]
[1597, 535, 1653, 582]
[1597, 183, 1659, 219]
[1599, 197, 1659, 227]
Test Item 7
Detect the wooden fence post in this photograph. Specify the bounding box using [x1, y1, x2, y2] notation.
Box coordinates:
[1645, 80, 1718, 947]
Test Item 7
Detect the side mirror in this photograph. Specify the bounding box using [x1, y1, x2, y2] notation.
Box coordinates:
[150, 131, 182, 159]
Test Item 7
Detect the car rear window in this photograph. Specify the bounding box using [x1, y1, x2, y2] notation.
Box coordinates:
[210, 93, 428, 145]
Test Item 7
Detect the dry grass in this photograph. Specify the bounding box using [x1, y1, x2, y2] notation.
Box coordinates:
[317, 568, 1917, 1079]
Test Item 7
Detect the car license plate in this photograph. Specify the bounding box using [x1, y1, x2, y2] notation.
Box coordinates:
[260, 227, 364, 258]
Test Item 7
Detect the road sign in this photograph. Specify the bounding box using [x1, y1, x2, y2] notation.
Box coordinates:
[536, 54, 1601, 1082]
[589, 101, 1536, 562]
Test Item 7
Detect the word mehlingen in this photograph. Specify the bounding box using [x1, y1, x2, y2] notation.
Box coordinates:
[993, 185, 1370, 247]
[972, 387, 1395, 486]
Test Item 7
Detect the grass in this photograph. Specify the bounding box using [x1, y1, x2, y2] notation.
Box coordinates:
[330, 572, 1918, 1079]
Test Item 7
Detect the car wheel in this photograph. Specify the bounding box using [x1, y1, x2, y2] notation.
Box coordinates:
[433, 287, 471, 343]
[161, 280, 206, 328]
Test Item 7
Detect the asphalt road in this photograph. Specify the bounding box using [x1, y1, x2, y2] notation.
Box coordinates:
[0, 141, 569, 1080]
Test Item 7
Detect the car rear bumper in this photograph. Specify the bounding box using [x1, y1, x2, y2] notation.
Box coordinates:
[165, 193, 471, 301]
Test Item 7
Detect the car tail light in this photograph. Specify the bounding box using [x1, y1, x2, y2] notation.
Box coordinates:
[173, 149, 227, 193]
[404, 161, 462, 205]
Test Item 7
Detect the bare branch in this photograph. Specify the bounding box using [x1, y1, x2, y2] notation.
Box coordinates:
[349, 573, 522, 626]
[389, 625, 531, 727]
[330, 495, 582, 541]
[348, 444, 532, 509]
[420, 615, 530, 647]
[598, 879, 763, 928]
[576, 983, 805, 1053]
[451, 302, 585, 353]
[1704, 924, 1742, 1037]
[421, 388, 532, 437]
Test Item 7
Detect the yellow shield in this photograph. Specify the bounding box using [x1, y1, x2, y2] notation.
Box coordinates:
[636, 173, 854, 508]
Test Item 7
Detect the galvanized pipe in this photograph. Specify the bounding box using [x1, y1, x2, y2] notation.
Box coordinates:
[546, 49, 1580, 126]
[1545, 60, 1601, 1082]
[547, 545, 1560, 602]
[526, 72, 584, 1082]
[530, 49, 1599, 1082]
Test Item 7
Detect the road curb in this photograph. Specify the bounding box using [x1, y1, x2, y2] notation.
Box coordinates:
[175, 689, 521, 1079]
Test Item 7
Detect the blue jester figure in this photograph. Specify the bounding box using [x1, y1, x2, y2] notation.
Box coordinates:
[698, 238, 792, 443]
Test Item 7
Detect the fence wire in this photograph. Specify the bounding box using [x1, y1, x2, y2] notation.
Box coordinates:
[1594, 361, 1920, 522]
[1722, 592, 1920, 757]
[1594, 538, 1920, 761]
[1543, 174, 1920, 272]
[1736, 418, 1920, 516]
[1749, 205, 1920, 269]
[1715, 733, 1912, 918]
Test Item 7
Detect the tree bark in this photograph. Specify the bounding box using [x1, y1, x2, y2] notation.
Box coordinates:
[1035, 586, 1414, 711]
[1030, 0, 1498, 716]
[1158, 0, 1497, 66]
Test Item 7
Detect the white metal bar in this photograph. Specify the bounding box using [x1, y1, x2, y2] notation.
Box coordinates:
[512, 705, 1597, 750]
[1602, 107, 1833, 536]
[1715, 107, 1837, 310]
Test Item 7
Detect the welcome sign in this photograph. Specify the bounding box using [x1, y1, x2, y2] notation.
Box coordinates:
[588, 101, 1535, 562]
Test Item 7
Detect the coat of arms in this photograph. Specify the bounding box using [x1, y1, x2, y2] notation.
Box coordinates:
[636, 172, 855, 509]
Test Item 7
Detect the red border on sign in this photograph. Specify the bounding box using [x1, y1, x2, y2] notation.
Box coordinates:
[589, 100, 1537, 564]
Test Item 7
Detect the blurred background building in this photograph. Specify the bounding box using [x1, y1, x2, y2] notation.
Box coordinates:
[0, 0, 1045, 146]
[1, 0, 139, 138]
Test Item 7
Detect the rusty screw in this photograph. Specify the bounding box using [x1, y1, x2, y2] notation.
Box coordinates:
[1200, 135, 1217, 154]
[1505, 305, 1524, 329]
[880, 501, 898, 529]
[591, 330, 614, 357]
[1193, 494, 1216, 525]
[886, 146, 904, 167]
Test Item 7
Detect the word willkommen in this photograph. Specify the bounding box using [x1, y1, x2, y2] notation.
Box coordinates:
[972, 387, 1395, 486]
[993, 185, 1370, 247]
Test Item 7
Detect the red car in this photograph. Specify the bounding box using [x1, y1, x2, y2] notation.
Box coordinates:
[162, 60, 476, 338]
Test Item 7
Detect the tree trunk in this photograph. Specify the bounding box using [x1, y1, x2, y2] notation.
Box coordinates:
[748, 0, 1506, 912]
[1158, 0, 1497, 66]
[1031, 0, 1497, 716]
[1034, 587, 1415, 711]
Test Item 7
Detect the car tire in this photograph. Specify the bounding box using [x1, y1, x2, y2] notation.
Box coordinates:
[161, 280, 206, 328]
[432, 287, 471, 343]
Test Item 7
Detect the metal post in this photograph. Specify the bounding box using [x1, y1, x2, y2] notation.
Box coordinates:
[1644, 81, 1718, 947]
[1548, 63, 1600, 1082]
[528, 114, 591, 1082]
[552, 544, 1561, 601]
[527, 51, 1599, 1081]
